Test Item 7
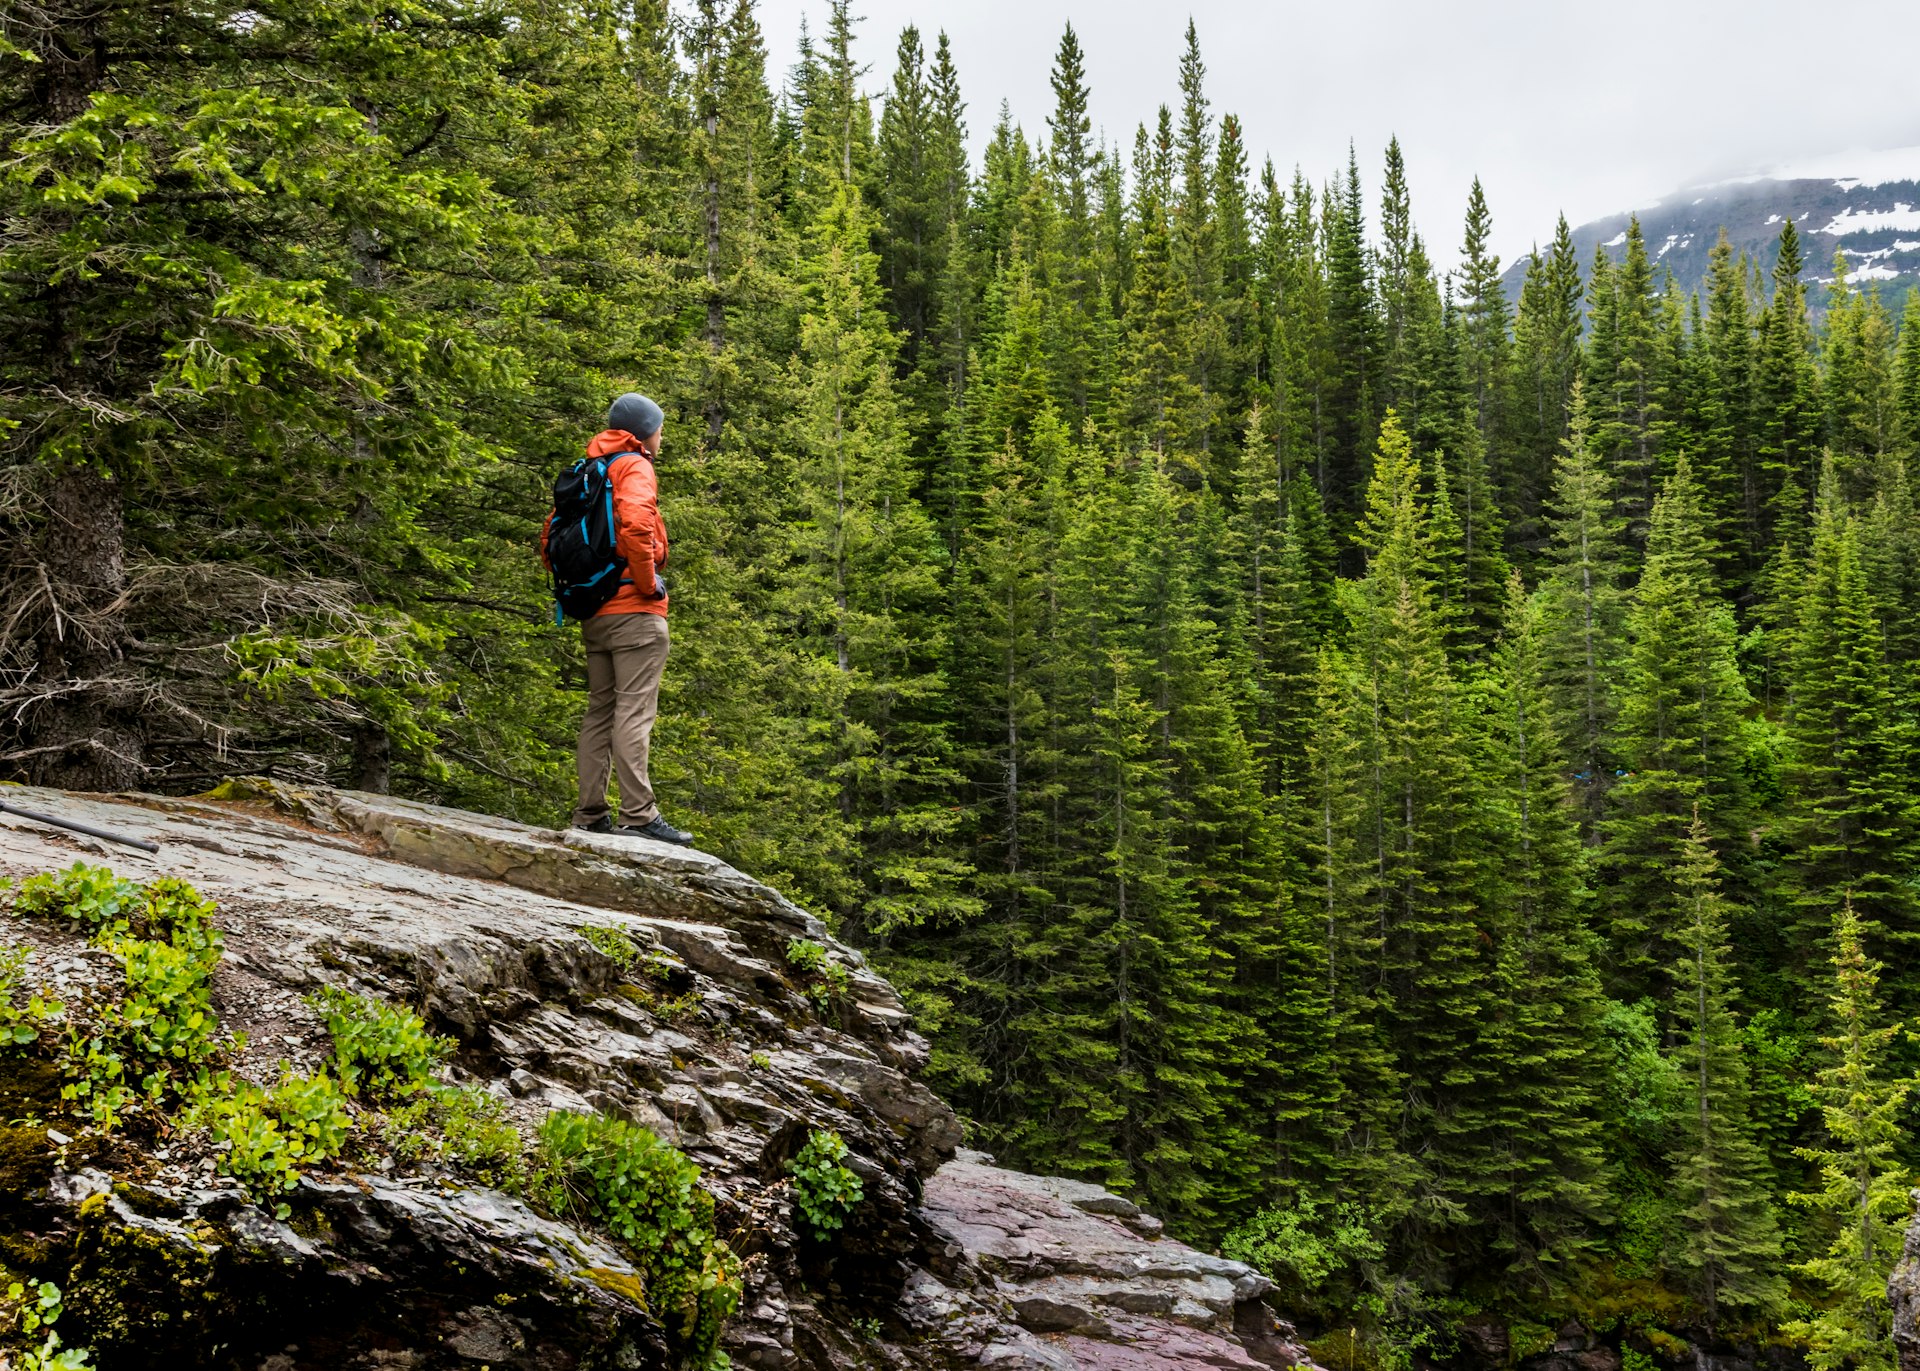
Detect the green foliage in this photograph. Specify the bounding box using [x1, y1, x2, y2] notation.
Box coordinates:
[380, 1084, 524, 1189]
[311, 987, 451, 1101]
[11, 864, 141, 941]
[580, 925, 644, 973]
[186, 1070, 351, 1216]
[58, 884, 228, 1129]
[0, 946, 61, 1048]
[9, 0, 1920, 1345]
[5, 1279, 91, 1371]
[1780, 902, 1914, 1371]
[785, 938, 851, 1012]
[1221, 1197, 1383, 1309]
[533, 1111, 741, 1367]
[787, 1128, 864, 1240]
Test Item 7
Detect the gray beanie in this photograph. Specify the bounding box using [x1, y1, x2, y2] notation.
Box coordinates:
[607, 392, 664, 439]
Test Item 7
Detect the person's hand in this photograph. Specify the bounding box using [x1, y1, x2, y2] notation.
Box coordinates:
[653, 573, 667, 599]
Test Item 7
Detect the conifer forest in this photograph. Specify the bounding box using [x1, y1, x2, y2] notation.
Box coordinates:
[7, 0, 1920, 1360]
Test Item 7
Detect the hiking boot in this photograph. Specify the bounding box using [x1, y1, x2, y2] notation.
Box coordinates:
[619, 815, 695, 847]
[574, 815, 614, 834]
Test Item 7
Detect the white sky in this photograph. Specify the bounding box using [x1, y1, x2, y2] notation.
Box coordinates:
[752, 0, 1920, 274]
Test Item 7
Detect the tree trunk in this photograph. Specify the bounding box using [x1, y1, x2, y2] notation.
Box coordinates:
[27, 463, 144, 792]
[352, 720, 393, 794]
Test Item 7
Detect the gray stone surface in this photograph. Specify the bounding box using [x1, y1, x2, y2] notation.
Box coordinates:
[0, 782, 1317, 1371]
[1893, 1189, 1920, 1371]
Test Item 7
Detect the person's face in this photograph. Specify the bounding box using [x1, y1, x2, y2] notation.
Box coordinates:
[646, 428, 664, 457]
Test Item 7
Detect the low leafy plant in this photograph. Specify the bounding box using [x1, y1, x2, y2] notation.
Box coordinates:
[134, 878, 224, 962]
[788, 1128, 863, 1239]
[381, 1083, 524, 1188]
[311, 986, 451, 1100]
[784, 938, 850, 1012]
[784, 937, 828, 975]
[748, 1051, 772, 1071]
[6, 1279, 91, 1371]
[12, 863, 140, 941]
[533, 1110, 741, 1368]
[63, 933, 226, 1128]
[580, 924, 643, 972]
[0, 946, 61, 1049]
[188, 1069, 351, 1216]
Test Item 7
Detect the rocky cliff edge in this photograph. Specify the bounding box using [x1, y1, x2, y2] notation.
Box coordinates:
[0, 782, 1313, 1371]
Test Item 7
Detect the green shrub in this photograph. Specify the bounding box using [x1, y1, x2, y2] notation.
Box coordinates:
[785, 937, 829, 975]
[311, 986, 451, 1100]
[788, 1128, 863, 1239]
[12, 863, 140, 941]
[1221, 1197, 1384, 1306]
[1508, 1321, 1558, 1361]
[0, 946, 61, 1049]
[381, 1083, 524, 1188]
[134, 878, 223, 962]
[533, 1110, 741, 1368]
[63, 933, 226, 1128]
[6, 1279, 91, 1371]
[187, 1069, 350, 1216]
[12, 866, 227, 1128]
[580, 924, 643, 971]
[784, 938, 850, 1012]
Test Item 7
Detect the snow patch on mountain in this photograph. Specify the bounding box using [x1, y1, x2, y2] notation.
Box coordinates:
[1817, 203, 1920, 236]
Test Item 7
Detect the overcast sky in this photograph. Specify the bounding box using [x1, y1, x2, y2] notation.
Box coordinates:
[753, 0, 1920, 273]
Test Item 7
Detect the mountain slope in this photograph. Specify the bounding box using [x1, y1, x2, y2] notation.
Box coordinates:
[1503, 147, 1920, 311]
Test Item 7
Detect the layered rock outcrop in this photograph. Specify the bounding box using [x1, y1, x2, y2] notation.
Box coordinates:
[1890, 1191, 1920, 1371]
[0, 783, 1313, 1371]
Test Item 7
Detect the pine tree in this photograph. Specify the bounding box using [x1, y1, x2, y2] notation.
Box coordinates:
[1699, 232, 1762, 574]
[1042, 23, 1099, 418]
[1895, 288, 1920, 450]
[1602, 458, 1751, 984]
[1472, 574, 1612, 1282]
[1754, 220, 1822, 541]
[1779, 469, 1919, 1007]
[1457, 177, 1512, 489]
[1820, 257, 1899, 493]
[1665, 814, 1788, 1328]
[778, 184, 971, 933]
[1537, 385, 1631, 827]
[1336, 412, 1494, 1262]
[1322, 150, 1382, 526]
[877, 27, 941, 375]
[1507, 214, 1585, 552]
[1782, 899, 1915, 1371]
[1585, 218, 1670, 541]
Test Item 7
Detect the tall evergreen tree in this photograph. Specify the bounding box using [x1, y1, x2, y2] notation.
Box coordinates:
[1538, 385, 1631, 827]
[1472, 574, 1613, 1281]
[1507, 214, 1585, 552]
[1782, 900, 1915, 1371]
[1665, 814, 1788, 1329]
[1778, 469, 1919, 1006]
[778, 184, 970, 933]
[1602, 458, 1752, 983]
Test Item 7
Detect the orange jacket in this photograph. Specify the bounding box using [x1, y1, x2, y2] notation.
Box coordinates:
[542, 428, 669, 618]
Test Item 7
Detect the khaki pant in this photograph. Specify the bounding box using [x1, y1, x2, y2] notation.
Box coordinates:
[573, 612, 669, 828]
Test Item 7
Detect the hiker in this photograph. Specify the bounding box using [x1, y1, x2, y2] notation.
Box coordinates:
[542, 393, 695, 845]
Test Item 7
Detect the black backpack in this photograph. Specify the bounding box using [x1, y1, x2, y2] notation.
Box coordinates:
[546, 451, 639, 622]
